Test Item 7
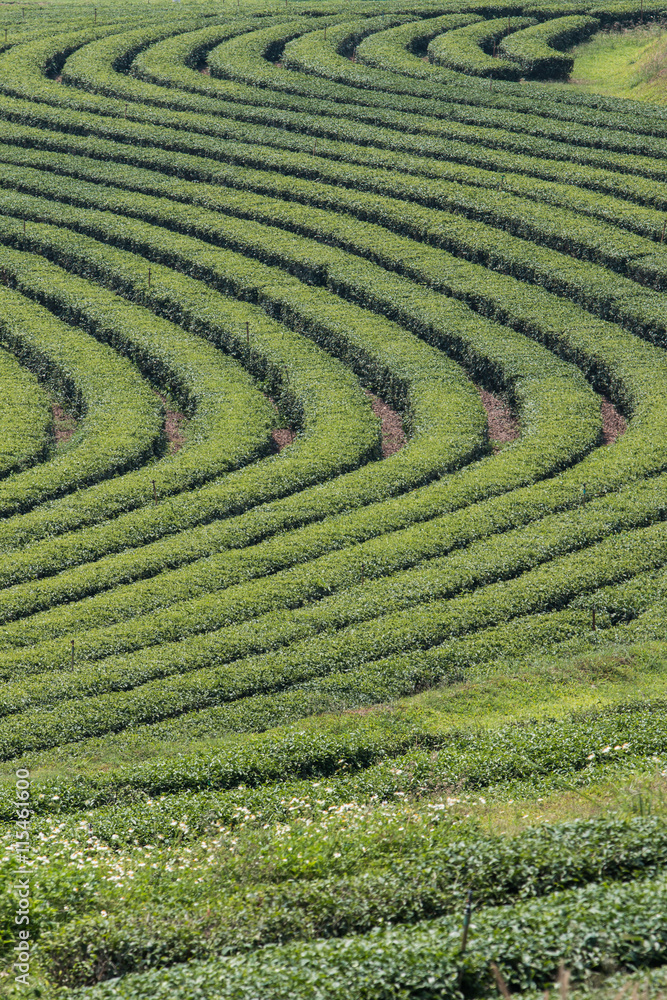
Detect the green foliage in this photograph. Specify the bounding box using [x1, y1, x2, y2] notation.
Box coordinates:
[0, 243, 277, 500]
[0, 345, 51, 477]
[0, 284, 164, 513]
[63, 873, 667, 998]
[499, 16, 600, 79]
[6, 691, 667, 819]
[30, 817, 667, 986]
[2, 4, 667, 996]
[428, 18, 535, 80]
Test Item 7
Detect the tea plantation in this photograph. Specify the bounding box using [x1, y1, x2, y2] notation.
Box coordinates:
[1, 0, 667, 996]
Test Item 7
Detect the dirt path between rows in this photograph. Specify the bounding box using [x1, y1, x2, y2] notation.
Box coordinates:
[267, 390, 406, 456]
[159, 380, 624, 461]
[478, 388, 626, 450]
[478, 388, 519, 450]
[51, 402, 76, 446]
[272, 426, 297, 450]
[158, 395, 186, 453]
[366, 391, 406, 457]
[266, 396, 296, 452]
[601, 396, 627, 444]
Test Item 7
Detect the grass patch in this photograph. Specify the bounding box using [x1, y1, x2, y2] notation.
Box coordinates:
[2, 641, 667, 996]
[557, 22, 667, 101]
[3, 638, 667, 789]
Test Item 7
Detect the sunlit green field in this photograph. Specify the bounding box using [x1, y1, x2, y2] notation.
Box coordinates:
[564, 22, 667, 101]
[2, 1, 667, 996]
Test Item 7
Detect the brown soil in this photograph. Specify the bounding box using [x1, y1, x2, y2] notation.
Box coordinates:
[165, 409, 186, 453]
[271, 427, 296, 450]
[478, 388, 520, 450]
[199, 66, 210, 76]
[366, 390, 406, 457]
[51, 403, 76, 445]
[158, 395, 187, 453]
[478, 388, 625, 450]
[266, 395, 296, 452]
[601, 396, 627, 445]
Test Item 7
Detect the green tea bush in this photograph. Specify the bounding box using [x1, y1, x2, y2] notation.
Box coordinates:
[63, 874, 667, 999]
[427, 18, 534, 80]
[499, 15, 599, 79]
[0, 344, 51, 477]
[0, 284, 164, 513]
[2, 7, 667, 996]
[33, 817, 667, 985]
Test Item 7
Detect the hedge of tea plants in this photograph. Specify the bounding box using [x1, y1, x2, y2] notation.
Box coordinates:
[1, 0, 667, 995]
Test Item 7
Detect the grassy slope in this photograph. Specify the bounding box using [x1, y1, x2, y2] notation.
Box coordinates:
[18, 640, 667, 997]
[1, 9, 667, 998]
[3, 641, 667, 989]
[3, 635, 667, 786]
[560, 22, 667, 101]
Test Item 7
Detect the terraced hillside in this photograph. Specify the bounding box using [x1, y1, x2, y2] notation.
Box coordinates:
[2, 0, 667, 997]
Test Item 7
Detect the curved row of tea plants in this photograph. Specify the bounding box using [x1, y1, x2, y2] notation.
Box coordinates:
[2, 4, 667, 997]
[0, 345, 52, 479]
